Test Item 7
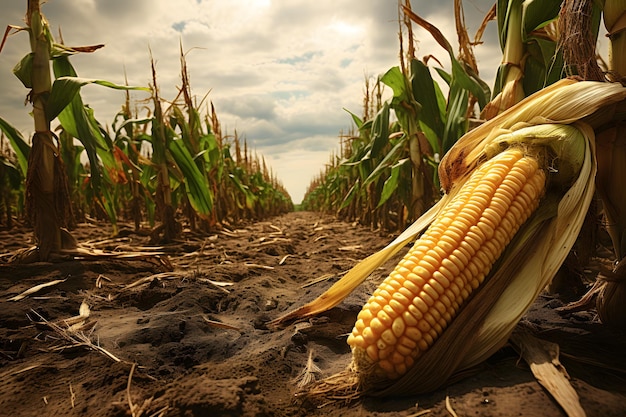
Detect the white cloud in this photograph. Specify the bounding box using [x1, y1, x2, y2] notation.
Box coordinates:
[0, 1, 522, 203]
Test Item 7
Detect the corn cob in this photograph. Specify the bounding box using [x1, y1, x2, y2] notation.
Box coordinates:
[346, 147, 546, 381]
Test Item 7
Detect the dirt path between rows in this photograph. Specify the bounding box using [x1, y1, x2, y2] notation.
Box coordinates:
[1, 211, 626, 416]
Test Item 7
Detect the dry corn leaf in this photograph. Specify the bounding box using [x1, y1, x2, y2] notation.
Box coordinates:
[201, 315, 240, 331]
[511, 327, 586, 417]
[8, 278, 67, 301]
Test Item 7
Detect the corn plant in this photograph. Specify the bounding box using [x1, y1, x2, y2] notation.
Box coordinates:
[1, 0, 146, 260]
[484, 0, 573, 118]
[303, 2, 490, 232]
[0, 135, 23, 227]
[0, 120, 29, 228]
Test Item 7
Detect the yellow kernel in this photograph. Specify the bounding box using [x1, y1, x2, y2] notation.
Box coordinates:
[396, 266, 411, 276]
[392, 317, 406, 338]
[420, 255, 439, 273]
[441, 258, 460, 276]
[402, 311, 418, 327]
[392, 291, 410, 306]
[452, 248, 469, 266]
[460, 287, 470, 299]
[387, 278, 402, 290]
[421, 286, 438, 303]
[382, 304, 398, 319]
[446, 225, 465, 243]
[358, 307, 374, 322]
[362, 327, 376, 344]
[350, 335, 365, 348]
[509, 201, 524, 220]
[405, 355, 414, 368]
[476, 251, 491, 270]
[470, 278, 481, 290]
[440, 293, 453, 308]
[368, 300, 383, 316]
[432, 245, 448, 260]
[459, 240, 477, 257]
[431, 272, 449, 290]
[379, 346, 392, 360]
[434, 300, 447, 315]
[377, 310, 393, 327]
[366, 344, 379, 361]
[463, 201, 482, 220]
[378, 359, 394, 374]
[373, 291, 386, 302]
[423, 332, 434, 346]
[417, 339, 429, 351]
[381, 329, 397, 345]
[404, 274, 424, 293]
[390, 351, 405, 365]
[394, 362, 407, 376]
[480, 213, 498, 233]
[399, 335, 417, 349]
[449, 282, 461, 297]
[483, 239, 500, 260]
[396, 343, 412, 357]
[454, 212, 474, 229]
[467, 260, 480, 277]
[490, 198, 508, 218]
[417, 319, 430, 333]
[437, 238, 455, 254]
[403, 259, 417, 270]
[424, 312, 438, 327]
[414, 266, 431, 281]
[395, 288, 412, 303]
[377, 339, 387, 350]
[388, 299, 405, 315]
[354, 319, 366, 332]
[370, 317, 384, 334]
[378, 289, 392, 300]
[408, 304, 423, 319]
[405, 326, 422, 342]
[461, 231, 483, 253]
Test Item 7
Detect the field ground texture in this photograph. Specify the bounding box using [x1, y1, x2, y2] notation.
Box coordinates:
[1, 211, 626, 416]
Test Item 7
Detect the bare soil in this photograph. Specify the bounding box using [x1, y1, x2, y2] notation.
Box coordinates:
[1, 211, 626, 416]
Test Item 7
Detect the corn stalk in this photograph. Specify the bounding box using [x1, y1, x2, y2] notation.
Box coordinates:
[23, 0, 70, 259]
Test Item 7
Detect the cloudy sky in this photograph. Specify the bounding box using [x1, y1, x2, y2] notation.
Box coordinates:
[0, 1, 502, 203]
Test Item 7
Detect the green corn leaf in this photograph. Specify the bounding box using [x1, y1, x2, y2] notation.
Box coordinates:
[47, 76, 149, 121]
[53, 57, 119, 190]
[521, 0, 562, 39]
[402, 6, 490, 109]
[344, 108, 364, 129]
[0, 156, 22, 189]
[96, 187, 118, 235]
[168, 139, 213, 217]
[410, 59, 445, 154]
[442, 85, 469, 155]
[0, 116, 30, 176]
[339, 179, 360, 210]
[363, 135, 407, 187]
[377, 158, 409, 208]
[12, 53, 34, 88]
[381, 66, 414, 105]
[113, 117, 152, 136]
[370, 102, 390, 157]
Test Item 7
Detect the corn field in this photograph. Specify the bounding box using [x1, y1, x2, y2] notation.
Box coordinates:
[0, 0, 292, 255]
